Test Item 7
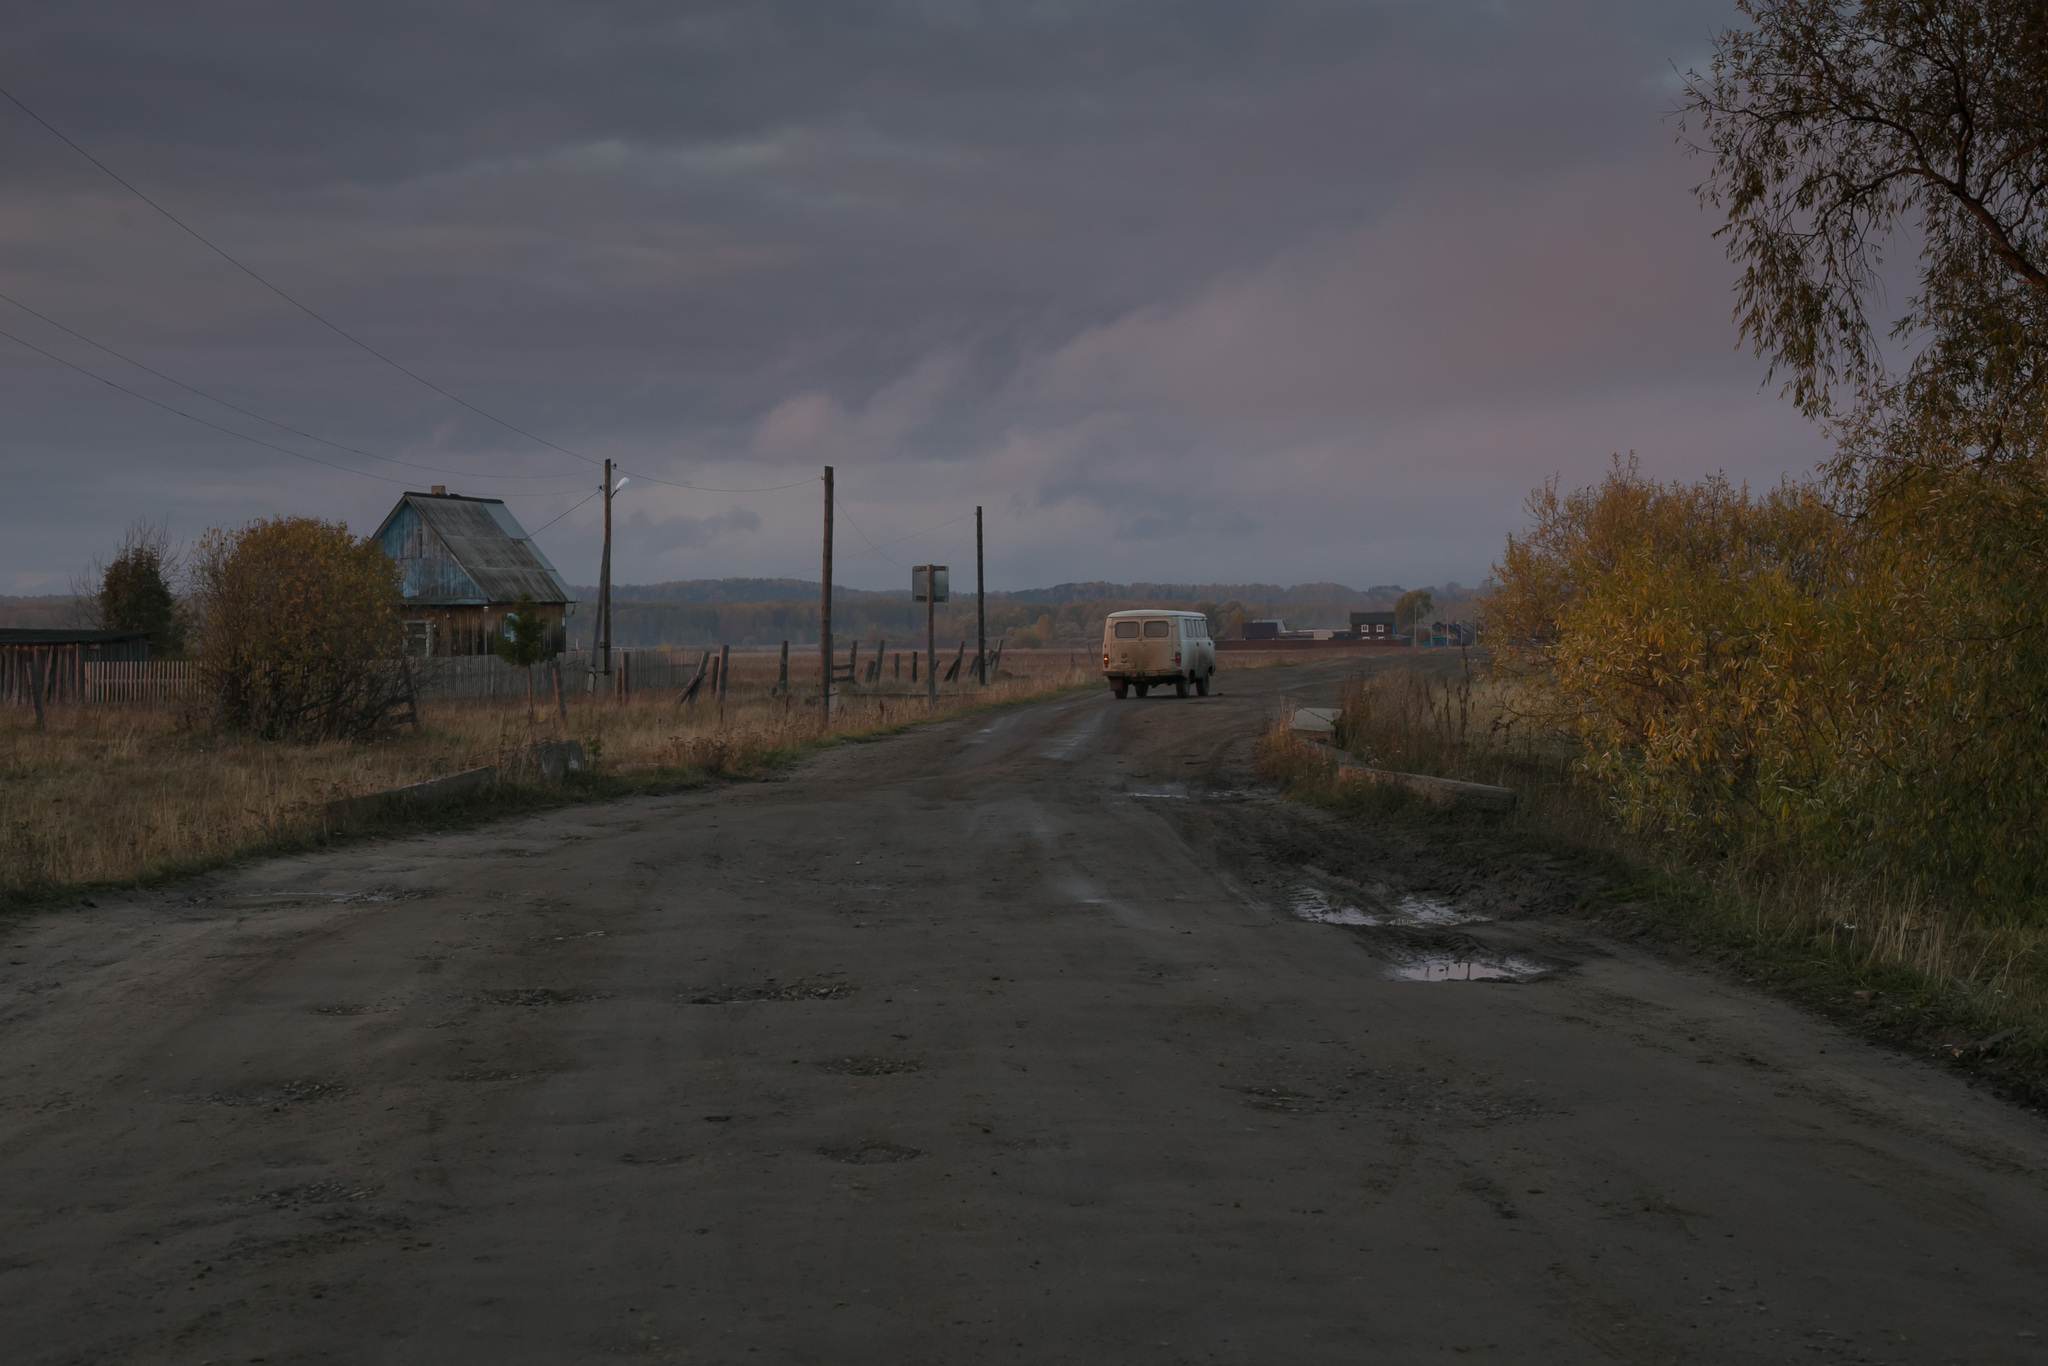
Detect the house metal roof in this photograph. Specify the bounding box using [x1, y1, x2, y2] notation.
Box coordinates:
[372, 492, 574, 607]
[0, 628, 152, 646]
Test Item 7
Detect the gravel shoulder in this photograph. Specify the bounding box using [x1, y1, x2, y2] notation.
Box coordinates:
[3, 661, 2045, 1364]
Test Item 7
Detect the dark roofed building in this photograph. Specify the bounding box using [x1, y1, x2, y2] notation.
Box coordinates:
[2, 628, 150, 704]
[1349, 610, 1399, 641]
[373, 488, 574, 657]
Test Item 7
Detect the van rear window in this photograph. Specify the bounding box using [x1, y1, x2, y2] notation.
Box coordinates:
[1143, 620, 1170, 638]
[1114, 622, 1140, 639]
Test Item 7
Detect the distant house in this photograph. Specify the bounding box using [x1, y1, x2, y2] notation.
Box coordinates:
[373, 488, 573, 658]
[1350, 610, 1398, 641]
[1242, 619, 1286, 640]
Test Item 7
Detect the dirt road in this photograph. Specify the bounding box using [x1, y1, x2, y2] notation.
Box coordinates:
[4, 661, 2045, 1364]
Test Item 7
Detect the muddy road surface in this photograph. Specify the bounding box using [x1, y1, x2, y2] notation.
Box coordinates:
[4, 662, 2046, 1364]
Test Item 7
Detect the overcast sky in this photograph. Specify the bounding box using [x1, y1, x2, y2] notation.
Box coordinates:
[0, 0, 1826, 595]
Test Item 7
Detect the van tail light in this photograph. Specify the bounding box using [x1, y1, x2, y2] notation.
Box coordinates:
[1102, 654, 1109, 666]
[1173, 652, 1182, 664]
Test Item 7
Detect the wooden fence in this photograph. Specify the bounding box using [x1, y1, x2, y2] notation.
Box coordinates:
[409, 649, 722, 700]
[83, 661, 202, 703]
[35, 645, 934, 708]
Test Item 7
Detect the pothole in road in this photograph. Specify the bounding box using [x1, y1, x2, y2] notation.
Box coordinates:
[818, 1141, 922, 1165]
[186, 1078, 347, 1110]
[473, 987, 612, 1008]
[1291, 886, 1486, 928]
[689, 978, 855, 1005]
[1384, 952, 1554, 983]
[1241, 1085, 1317, 1113]
[814, 1056, 921, 1075]
[1127, 783, 1262, 802]
[238, 1178, 380, 1209]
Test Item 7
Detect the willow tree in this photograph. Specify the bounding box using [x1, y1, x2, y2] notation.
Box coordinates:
[1683, 0, 2048, 471]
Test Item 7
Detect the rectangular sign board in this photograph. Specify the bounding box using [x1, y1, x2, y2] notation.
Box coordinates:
[912, 566, 949, 603]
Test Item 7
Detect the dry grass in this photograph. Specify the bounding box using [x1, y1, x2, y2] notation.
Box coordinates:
[1258, 662, 2048, 1090]
[0, 650, 1098, 907]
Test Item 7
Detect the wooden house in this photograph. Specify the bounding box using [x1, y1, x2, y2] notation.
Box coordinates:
[1349, 611, 1399, 641]
[373, 488, 574, 658]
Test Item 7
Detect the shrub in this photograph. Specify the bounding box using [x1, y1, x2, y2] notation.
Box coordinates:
[1489, 455, 2048, 903]
[190, 516, 407, 742]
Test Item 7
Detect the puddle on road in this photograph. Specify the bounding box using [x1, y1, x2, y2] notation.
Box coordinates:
[1128, 782, 1191, 800]
[215, 888, 420, 907]
[1128, 784, 1261, 802]
[1290, 887, 1485, 928]
[1384, 953, 1553, 982]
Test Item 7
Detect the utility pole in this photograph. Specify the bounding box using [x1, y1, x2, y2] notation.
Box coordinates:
[819, 466, 834, 728]
[598, 457, 614, 680]
[975, 506, 986, 686]
[925, 564, 937, 708]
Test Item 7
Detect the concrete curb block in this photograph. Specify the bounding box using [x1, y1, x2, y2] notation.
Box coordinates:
[1289, 707, 1339, 737]
[324, 766, 499, 825]
[1298, 737, 1514, 813]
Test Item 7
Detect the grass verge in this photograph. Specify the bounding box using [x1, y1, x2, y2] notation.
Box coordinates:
[1256, 663, 2048, 1108]
[1, 664, 1095, 912]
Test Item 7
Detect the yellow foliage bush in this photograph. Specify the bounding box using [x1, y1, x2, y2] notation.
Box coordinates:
[1490, 456, 2048, 902]
[190, 516, 407, 742]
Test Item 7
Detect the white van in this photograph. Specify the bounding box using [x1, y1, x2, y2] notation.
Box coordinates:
[1101, 609, 1217, 699]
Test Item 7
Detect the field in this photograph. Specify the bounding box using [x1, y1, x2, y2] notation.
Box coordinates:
[0, 647, 1133, 906]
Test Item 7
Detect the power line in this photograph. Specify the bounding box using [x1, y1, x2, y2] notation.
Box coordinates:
[617, 468, 822, 494]
[0, 80, 605, 469]
[0, 321, 559, 495]
[0, 86, 844, 503]
[517, 487, 603, 540]
[0, 290, 588, 487]
[834, 498, 974, 569]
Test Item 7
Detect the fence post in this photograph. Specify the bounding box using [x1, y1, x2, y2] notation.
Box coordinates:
[717, 644, 730, 706]
[29, 651, 46, 730]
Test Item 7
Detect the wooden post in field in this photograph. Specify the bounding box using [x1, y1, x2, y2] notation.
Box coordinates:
[552, 659, 568, 724]
[29, 650, 46, 730]
[717, 643, 730, 708]
[925, 564, 937, 708]
[975, 506, 986, 685]
[776, 640, 789, 695]
[820, 466, 833, 727]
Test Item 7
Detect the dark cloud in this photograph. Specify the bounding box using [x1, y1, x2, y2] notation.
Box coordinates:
[0, 1, 1822, 593]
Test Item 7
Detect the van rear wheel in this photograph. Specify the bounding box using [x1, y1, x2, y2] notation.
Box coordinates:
[1195, 672, 1209, 697]
[1112, 680, 1128, 699]
[1174, 678, 1189, 698]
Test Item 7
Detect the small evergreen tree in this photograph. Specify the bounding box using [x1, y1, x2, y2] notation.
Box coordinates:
[97, 522, 186, 658]
[492, 596, 554, 722]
